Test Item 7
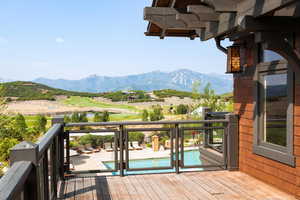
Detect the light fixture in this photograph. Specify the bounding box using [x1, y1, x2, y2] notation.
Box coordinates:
[226, 45, 242, 73]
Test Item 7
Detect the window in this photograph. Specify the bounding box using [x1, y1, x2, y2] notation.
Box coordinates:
[253, 50, 295, 166]
[263, 50, 284, 62]
[262, 73, 287, 147]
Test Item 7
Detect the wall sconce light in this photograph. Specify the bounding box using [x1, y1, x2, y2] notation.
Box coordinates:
[226, 45, 242, 73]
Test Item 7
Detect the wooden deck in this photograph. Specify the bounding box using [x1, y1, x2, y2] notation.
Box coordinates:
[59, 171, 296, 200]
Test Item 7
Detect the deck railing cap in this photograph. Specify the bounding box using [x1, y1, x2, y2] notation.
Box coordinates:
[11, 141, 37, 150]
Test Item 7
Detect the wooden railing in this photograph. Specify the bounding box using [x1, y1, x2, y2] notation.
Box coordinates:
[0, 112, 239, 200]
[0, 122, 64, 200]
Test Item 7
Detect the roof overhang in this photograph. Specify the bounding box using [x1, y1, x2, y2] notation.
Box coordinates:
[144, 0, 300, 41]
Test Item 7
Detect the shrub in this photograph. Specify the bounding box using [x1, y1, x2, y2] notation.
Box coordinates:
[34, 115, 47, 134]
[150, 105, 164, 121]
[176, 104, 189, 114]
[142, 110, 149, 121]
[128, 132, 145, 144]
[0, 138, 19, 161]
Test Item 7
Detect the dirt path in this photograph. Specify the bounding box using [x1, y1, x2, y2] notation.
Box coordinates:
[3, 100, 134, 116]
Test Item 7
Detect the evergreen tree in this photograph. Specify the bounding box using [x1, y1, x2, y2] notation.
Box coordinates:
[64, 115, 71, 123]
[79, 112, 88, 122]
[35, 115, 47, 133]
[142, 109, 149, 121]
[102, 111, 110, 122]
[150, 105, 164, 121]
[94, 112, 102, 122]
[176, 104, 189, 114]
[0, 138, 18, 161]
[71, 113, 80, 122]
[14, 114, 27, 133]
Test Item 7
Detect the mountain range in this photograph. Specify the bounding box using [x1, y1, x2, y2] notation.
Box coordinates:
[33, 69, 233, 94]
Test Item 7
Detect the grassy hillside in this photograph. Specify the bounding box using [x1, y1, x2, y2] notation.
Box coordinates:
[153, 89, 201, 99]
[1, 81, 102, 101]
[0, 81, 150, 102]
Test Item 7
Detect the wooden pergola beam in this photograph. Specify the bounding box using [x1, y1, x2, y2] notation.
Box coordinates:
[187, 5, 220, 21]
[176, 14, 206, 28]
[206, 0, 238, 12]
[144, 7, 207, 30]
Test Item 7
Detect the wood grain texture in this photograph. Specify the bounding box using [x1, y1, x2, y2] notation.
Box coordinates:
[59, 171, 296, 200]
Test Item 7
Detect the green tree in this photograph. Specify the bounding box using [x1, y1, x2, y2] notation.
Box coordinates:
[200, 83, 226, 112]
[128, 132, 145, 144]
[150, 105, 164, 121]
[71, 113, 80, 122]
[94, 112, 102, 122]
[176, 104, 189, 114]
[0, 138, 19, 161]
[192, 80, 201, 100]
[102, 111, 110, 122]
[79, 112, 88, 122]
[64, 115, 71, 123]
[0, 85, 7, 113]
[0, 115, 24, 141]
[34, 115, 47, 133]
[14, 114, 27, 133]
[142, 109, 149, 121]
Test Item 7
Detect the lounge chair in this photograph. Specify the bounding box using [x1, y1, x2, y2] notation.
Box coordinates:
[104, 143, 113, 152]
[128, 143, 134, 151]
[132, 141, 142, 150]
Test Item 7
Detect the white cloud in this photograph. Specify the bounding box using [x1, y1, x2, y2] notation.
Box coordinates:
[55, 37, 65, 43]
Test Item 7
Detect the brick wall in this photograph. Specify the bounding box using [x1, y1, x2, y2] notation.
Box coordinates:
[234, 35, 300, 197]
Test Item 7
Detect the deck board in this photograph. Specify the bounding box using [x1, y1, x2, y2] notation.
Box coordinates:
[60, 171, 297, 200]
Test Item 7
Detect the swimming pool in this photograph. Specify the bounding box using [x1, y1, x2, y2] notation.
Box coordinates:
[103, 150, 202, 175]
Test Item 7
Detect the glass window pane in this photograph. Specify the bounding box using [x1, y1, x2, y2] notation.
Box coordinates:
[263, 73, 287, 146]
[263, 50, 284, 62]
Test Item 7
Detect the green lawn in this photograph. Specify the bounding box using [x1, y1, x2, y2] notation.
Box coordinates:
[107, 113, 141, 121]
[62, 96, 139, 112]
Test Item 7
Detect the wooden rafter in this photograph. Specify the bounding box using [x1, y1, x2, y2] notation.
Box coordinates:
[205, 0, 238, 12]
[144, 7, 207, 32]
[187, 5, 219, 21]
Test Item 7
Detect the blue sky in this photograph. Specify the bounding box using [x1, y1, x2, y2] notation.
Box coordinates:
[0, 0, 229, 80]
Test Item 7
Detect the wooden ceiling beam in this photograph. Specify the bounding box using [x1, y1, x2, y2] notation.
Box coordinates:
[144, 7, 207, 30]
[187, 5, 219, 21]
[205, 0, 238, 12]
[273, 1, 300, 17]
[176, 14, 206, 28]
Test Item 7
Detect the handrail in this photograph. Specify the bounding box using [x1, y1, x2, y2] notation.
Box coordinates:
[65, 119, 228, 127]
[0, 161, 33, 200]
[36, 123, 62, 158]
[0, 113, 239, 199]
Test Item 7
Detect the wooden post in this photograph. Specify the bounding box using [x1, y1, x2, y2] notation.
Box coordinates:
[202, 107, 212, 148]
[52, 116, 65, 179]
[225, 113, 239, 171]
[10, 142, 39, 200]
[175, 124, 180, 174]
[119, 125, 125, 177]
[152, 135, 159, 152]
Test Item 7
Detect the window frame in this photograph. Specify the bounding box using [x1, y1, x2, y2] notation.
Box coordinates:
[253, 60, 295, 167]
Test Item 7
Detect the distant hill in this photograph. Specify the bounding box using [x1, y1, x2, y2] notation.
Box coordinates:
[34, 69, 233, 94]
[0, 78, 13, 83]
[0, 81, 102, 101]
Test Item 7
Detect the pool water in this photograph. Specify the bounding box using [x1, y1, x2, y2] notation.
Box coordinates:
[103, 150, 202, 175]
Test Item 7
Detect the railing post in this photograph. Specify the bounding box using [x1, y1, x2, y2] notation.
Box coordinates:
[10, 142, 39, 200]
[175, 124, 180, 174]
[52, 116, 65, 180]
[225, 113, 239, 171]
[202, 107, 212, 148]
